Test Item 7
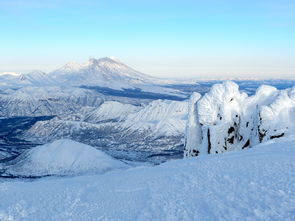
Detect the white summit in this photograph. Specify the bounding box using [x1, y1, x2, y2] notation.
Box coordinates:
[4, 139, 127, 177]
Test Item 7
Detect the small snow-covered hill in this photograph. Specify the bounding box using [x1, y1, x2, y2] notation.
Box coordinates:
[2, 139, 127, 177]
[0, 137, 294, 220]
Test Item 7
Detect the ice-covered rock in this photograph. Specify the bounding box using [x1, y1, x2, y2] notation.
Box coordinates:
[3, 139, 127, 177]
[185, 81, 295, 157]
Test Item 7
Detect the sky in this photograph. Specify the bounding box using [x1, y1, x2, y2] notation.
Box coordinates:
[0, 0, 294, 79]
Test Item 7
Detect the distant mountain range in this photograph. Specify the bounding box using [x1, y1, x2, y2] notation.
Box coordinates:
[0, 57, 188, 98]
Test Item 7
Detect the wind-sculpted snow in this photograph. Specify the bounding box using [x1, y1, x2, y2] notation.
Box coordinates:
[185, 81, 295, 157]
[2, 139, 127, 177]
[0, 137, 294, 220]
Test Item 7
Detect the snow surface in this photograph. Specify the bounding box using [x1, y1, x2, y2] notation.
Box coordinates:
[0, 137, 294, 220]
[2, 139, 127, 177]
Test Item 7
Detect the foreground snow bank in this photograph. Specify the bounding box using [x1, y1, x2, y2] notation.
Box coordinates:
[3, 139, 127, 177]
[1, 137, 295, 220]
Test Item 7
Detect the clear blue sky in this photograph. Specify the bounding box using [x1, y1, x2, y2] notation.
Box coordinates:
[0, 0, 294, 78]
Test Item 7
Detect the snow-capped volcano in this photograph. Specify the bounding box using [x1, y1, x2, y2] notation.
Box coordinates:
[48, 57, 178, 93]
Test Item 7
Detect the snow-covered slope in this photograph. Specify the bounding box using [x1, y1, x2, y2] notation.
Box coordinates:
[121, 99, 188, 137]
[0, 137, 294, 220]
[185, 81, 295, 156]
[24, 99, 188, 141]
[83, 101, 141, 123]
[0, 86, 103, 117]
[3, 139, 127, 177]
[19, 70, 54, 85]
[0, 72, 21, 87]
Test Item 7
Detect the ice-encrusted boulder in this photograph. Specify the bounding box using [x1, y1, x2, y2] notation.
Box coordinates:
[185, 81, 295, 157]
[3, 139, 127, 177]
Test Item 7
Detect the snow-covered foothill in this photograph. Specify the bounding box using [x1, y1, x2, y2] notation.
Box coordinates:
[0, 137, 294, 220]
[83, 101, 141, 123]
[121, 99, 188, 137]
[23, 99, 188, 143]
[185, 81, 295, 156]
[3, 139, 127, 177]
[0, 86, 103, 117]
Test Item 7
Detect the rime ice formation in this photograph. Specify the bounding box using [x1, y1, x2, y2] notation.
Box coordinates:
[185, 81, 295, 157]
[184, 92, 202, 157]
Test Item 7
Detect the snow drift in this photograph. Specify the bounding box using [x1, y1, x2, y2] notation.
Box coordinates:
[3, 139, 127, 177]
[185, 81, 295, 157]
